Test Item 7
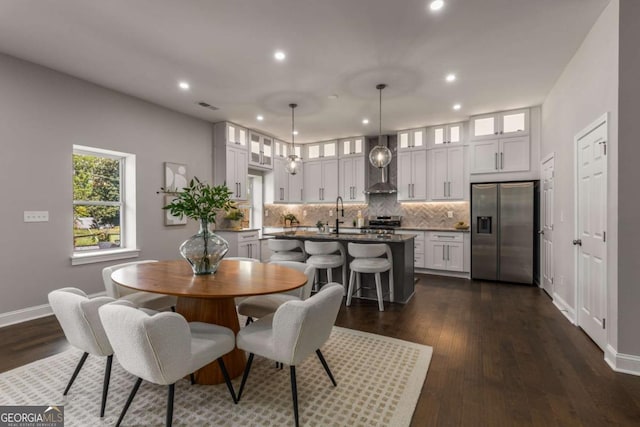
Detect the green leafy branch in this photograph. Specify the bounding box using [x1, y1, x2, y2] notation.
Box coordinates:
[159, 177, 235, 224]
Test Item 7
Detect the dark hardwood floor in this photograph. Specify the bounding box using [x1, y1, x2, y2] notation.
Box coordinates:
[2, 274, 640, 426]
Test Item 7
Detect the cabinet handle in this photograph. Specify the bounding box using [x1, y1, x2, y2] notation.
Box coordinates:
[301, 189, 303, 201]
[500, 131, 504, 135]
[495, 153, 498, 170]
[238, 183, 242, 197]
[319, 188, 322, 200]
[443, 181, 446, 197]
[494, 131, 499, 135]
[500, 152, 504, 169]
[446, 245, 450, 261]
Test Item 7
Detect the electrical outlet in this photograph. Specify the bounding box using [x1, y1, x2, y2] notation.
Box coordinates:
[24, 211, 49, 222]
[265, 210, 269, 217]
[447, 211, 454, 218]
[303, 210, 307, 217]
[329, 210, 333, 217]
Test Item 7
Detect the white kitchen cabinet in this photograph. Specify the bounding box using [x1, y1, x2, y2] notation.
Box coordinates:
[217, 230, 260, 260]
[223, 146, 248, 201]
[339, 137, 365, 157]
[470, 136, 529, 174]
[266, 158, 305, 203]
[470, 108, 529, 141]
[339, 156, 365, 202]
[429, 122, 464, 147]
[305, 140, 338, 160]
[397, 150, 427, 201]
[428, 146, 465, 200]
[397, 230, 425, 268]
[214, 122, 248, 148]
[425, 232, 465, 272]
[304, 159, 339, 202]
[260, 238, 274, 262]
[397, 128, 426, 151]
[249, 131, 273, 170]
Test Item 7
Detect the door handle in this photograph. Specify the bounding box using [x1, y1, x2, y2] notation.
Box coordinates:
[500, 152, 504, 169]
[572, 239, 582, 246]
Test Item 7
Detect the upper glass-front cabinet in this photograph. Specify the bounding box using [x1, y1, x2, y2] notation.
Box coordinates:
[398, 128, 427, 151]
[223, 123, 247, 147]
[249, 131, 274, 170]
[470, 109, 529, 140]
[339, 137, 364, 157]
[305, 140, 338, 160]
[429, 123, 464, 147]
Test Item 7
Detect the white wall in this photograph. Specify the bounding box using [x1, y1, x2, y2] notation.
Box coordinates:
[0, 53, 213, 316]
[540, 1, 619, 345]
[617, 0, 640, 357]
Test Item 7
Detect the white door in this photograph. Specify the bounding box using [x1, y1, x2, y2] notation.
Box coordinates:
[322, 160, 339, 202]
[575, 116, 607, 350]
[412, 150, 428, 200]
[500, 136, 530, 172]
[446, 243, 464, 272]
[236, 149, 248, 200]
[288, 163, 304, 203]
[540, 154, 555, 295]
[353, 157, 366, 202]
[447, 147, 465, 199]
[303, 161, 323, 202]
[429, 148, 448, 200]
[397, 152, 413, 200]
[426, 242, 447, 270]
[470, 140, 499, 174]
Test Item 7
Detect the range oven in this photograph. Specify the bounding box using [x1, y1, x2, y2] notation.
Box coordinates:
[361, 215, 402, 237]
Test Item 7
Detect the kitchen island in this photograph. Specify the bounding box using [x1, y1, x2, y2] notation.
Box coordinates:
[267, 231, 416, 304]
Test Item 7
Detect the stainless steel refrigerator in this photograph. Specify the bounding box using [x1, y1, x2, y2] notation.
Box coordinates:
[471, 181, 539, 284]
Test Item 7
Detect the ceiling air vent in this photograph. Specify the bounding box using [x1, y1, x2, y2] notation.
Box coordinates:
[196, 101, 219, 111]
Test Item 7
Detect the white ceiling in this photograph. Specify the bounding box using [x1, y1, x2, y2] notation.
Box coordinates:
[0, 0, 608, 142]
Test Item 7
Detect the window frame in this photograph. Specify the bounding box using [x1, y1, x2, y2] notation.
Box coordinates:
[71, 145, 139, 265]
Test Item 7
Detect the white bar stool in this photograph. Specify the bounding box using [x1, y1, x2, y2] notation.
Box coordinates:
[268, 239, 306, 262]
[304, 241, 347, 292]
[346, 243, 394, 311]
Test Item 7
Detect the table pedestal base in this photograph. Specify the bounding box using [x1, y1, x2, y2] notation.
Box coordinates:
[176, 296, 245, 385]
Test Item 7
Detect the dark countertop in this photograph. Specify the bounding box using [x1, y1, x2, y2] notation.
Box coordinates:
[397, 227, 470, 233]
[215, 228, 261, 232]
[266, 230, 416, 243]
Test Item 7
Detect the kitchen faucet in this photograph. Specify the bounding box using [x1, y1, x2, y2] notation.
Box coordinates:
[334, 196, 344, 234]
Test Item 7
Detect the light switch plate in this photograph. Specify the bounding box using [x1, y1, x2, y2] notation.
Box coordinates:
[24, 211, 49, 222]
[447, 211, 454, 218]
[303, 210, 307, 217]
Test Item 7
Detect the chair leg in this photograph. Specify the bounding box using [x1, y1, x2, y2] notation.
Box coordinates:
[63, 352, 89, 396]
[315, 349, 337, 387]
[170, 306, 176, 312]
[389, 268, 394, 303]
[346, 270, 355, 306]
[100, 355, 113, 418]
[190, 373, 195, 385]
[245, 316, 253, 326]
[237, 353, 254, 401]
[356, 272, 362, 298]
[375, 273, 384, 311]
[342, 263, 347, 288]
[327, 267, 333, 283]
[166, 383, 175, 427]
[313, 269, 319, 292]
[290, 366, 299, 427]
[116, 377, 142, 427]
[217, 358, 237, 404]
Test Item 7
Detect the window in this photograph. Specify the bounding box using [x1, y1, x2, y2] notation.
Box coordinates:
[72, 145, 138, 265]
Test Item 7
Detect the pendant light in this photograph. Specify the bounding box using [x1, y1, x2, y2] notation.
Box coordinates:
[369, 84, 392, 169]
[285, 103, 301, 175]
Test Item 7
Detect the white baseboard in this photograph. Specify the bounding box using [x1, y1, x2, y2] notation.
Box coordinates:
[0, 290, 107, 328]
[552, 292, 577, 325]
[605, 344, 640, 376]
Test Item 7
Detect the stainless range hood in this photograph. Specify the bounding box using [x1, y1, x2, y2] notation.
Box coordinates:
[365, 135, 397, 194]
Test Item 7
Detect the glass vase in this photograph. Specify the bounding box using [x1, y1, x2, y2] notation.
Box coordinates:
[179, 219, 229, 275]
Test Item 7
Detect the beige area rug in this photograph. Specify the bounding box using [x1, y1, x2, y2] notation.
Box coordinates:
[0, 327, 432, 426]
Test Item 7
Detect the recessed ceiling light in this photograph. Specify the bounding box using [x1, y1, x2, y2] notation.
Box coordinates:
[257, 115, 264, 121]
[274, 50, 286, 61]
[429, 0, 444, 11]
[446, 73, 456, 82]
[328, 94, 339, 100]
[453, 103, 462, 110]
[362, 119, 369, 124]
[292, 130, 299, 136]
[178, 81, 190, 90]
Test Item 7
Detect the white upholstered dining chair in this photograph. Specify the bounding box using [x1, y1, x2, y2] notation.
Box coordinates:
[101, 260, 177, 311]
[236, 282, 344, 427]
[48, 288, 115, 418]
[99, 300, 237, 427]
[236, 261, 315, 323]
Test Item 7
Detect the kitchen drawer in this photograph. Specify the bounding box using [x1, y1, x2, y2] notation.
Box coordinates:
[238, 231, 259, 241]
[428, 232, 463, 242]
[414, 240, 425, 254]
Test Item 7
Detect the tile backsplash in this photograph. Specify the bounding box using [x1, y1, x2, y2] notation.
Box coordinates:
[264, 196, 469, 229]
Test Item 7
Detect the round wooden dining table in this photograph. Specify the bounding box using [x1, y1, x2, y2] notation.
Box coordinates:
[110, 259, 308, 385]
